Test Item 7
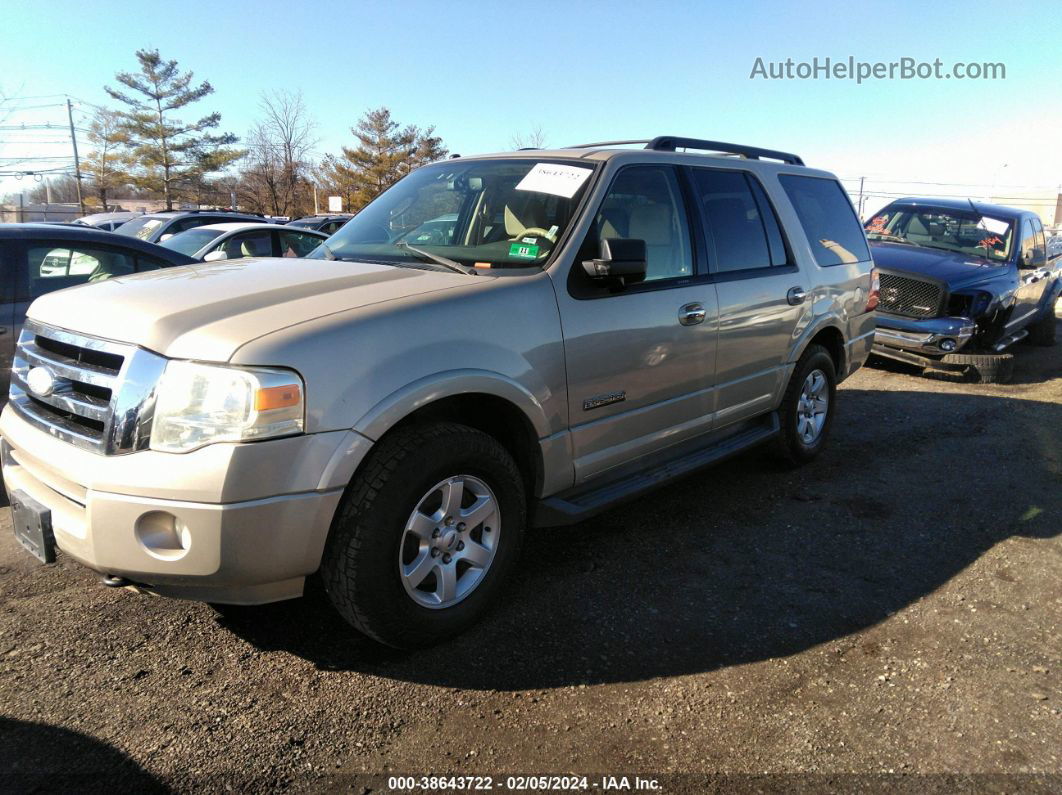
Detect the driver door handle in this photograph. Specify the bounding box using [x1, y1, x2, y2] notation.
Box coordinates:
[787, 286, 807, 305]
[678, 303, 706, 326]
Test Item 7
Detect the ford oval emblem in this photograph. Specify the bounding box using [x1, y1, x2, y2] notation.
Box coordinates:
[26, 366, 56, 398]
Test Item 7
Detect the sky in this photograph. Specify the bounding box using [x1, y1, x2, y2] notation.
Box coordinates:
[2, 0, 1061, 219]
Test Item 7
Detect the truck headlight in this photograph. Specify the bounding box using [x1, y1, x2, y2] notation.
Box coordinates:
[150, 361, 304, 453]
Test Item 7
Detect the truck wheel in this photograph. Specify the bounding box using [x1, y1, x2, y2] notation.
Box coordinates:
[940, 352, 1014, 383]
[1026, 309, 1057, 347]
[321, 422, 525, 648]
[774, 344, 837, 465]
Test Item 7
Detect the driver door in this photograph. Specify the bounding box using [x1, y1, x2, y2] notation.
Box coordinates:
[551, 164, 718, 483]
[1012, 217, 1049, 332]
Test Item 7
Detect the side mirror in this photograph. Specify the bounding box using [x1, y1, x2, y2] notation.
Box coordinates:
[582, 238, 647, 286]
[203, 250, 228, 262]
[159, 233, 174, 242]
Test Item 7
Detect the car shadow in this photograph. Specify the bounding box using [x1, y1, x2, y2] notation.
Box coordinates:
[0, 717, 169, 792]
[217, 388, 1061, 689]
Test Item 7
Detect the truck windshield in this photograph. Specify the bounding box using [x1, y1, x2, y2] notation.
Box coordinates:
[865, 205, 1014, 262]
[307, 159, 596, 270]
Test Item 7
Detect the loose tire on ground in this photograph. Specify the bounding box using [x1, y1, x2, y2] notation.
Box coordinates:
[321, 422, 526, 649]
[774, 344, 837, 465]
[940, 352, 1014, 384]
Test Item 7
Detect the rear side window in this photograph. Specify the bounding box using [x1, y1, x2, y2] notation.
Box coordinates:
[779, 175, 870, 265]
[689, 168, 788, 272]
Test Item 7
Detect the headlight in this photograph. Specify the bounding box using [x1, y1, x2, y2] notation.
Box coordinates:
[150, 361, 304, 453]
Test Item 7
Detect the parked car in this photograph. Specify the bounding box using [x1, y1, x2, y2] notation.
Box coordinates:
[74, 211, 143, 232]
[113, 210, 264, 244]
[866, 198, 1060, 382]
[397, 213, 459, 245]
[2, 137, 877, 647]
[159, 222, 328, 262]
[0, 223, 196, 400]
[286, 214, 353, 235]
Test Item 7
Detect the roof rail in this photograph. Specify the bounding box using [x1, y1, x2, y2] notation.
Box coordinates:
[567, 139, 652, 149]
[645, 136, 804, 166]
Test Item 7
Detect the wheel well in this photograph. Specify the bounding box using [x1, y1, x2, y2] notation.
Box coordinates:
[807, 326, 845, 376]
[380, 394, 542, 496]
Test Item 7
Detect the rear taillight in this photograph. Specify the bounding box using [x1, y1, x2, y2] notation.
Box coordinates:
[865, 267, 880, 312]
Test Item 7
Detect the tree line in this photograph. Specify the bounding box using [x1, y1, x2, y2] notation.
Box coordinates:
[48, 49, 462, 218]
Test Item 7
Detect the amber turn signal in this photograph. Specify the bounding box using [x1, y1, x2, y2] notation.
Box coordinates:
[255, 384, 301, 411]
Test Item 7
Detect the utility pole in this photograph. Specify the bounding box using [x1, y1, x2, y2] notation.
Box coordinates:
[66, 98, 85, 216]
[857, 176, 865, 220]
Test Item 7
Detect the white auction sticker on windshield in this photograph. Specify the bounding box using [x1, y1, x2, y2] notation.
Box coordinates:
[979, 216, 1009, 235]
[515, 163, 593, 198]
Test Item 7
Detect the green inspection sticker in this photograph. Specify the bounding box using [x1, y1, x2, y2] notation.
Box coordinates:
[508, 242, 540, 260]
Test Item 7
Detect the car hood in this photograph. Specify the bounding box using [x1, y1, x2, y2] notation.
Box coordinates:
[870, 242, 1007, 288]
[27, 257, 476, 361]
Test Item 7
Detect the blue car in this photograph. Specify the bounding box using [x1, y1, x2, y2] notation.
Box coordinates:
[866, 198, 1060, 382]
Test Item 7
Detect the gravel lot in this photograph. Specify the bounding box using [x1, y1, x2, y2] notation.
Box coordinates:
[1, 314, 1059, 792]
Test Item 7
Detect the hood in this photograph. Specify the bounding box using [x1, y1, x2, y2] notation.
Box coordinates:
[28, 257, 475, 361]
[870, 242, 1007, 288]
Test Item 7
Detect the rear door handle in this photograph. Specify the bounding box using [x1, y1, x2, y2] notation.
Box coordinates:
[787, 286, 807, 305]
[679, 302, 706, 326]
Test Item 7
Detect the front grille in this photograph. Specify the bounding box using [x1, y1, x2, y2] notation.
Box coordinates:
[877, 271, 945, 318]
[9, 320, 167, 455]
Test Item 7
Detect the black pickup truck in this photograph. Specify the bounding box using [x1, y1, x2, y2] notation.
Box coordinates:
[866, 198, 1060, 382]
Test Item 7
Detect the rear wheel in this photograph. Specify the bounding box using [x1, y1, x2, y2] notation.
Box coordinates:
[321, 422, 525, 648]
[774, 344, 837, 465]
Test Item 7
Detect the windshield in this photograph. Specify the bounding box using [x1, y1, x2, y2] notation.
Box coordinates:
[160, 227, 225, 256]
[308, 159, 596, 269]
[865, 205, 1014, 262]
[114, 216, 165, 240]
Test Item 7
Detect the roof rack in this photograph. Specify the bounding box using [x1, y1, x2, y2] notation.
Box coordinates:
[566, 137, 804, 166]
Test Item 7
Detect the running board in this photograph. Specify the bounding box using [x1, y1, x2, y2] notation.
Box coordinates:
[993, 329, 1028, 352]
[532, 413, 780, 527]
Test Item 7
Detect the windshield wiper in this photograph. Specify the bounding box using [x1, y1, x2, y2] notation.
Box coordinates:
[393, 241, 476, 276]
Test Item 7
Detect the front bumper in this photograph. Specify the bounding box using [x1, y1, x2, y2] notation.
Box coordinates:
[873, 313, 976, 358]
[1, 406, 349, 604]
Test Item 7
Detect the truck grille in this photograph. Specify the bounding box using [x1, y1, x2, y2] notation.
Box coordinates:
[877, 271, 945, 318]
[9, 320, 167, 455]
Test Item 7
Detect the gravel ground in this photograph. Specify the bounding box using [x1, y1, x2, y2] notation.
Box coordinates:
[1, 316, 1059, 793]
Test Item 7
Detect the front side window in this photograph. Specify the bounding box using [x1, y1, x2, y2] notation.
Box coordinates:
[219, 231, 272, 259]
[27, 246, 135, 298]
[780, 175, 871, 266]
[309, 159, 596, 270]
[690, 168, 787, 273]
[865, 203, 1014, 263]
[578, 165, 693, 282]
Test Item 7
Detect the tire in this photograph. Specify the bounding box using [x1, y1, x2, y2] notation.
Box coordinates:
[321, 422, 526, 649]
[1026, 309, 1057, 347]
[774, 344, 837, 465]
[940, 352, 1014, 384]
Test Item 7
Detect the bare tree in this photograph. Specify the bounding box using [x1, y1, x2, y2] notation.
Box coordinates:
[510, 125, 547, 150]
[239, 90, 317, 217]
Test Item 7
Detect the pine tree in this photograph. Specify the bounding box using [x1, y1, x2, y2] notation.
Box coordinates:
[323, 107, 447, 211]
[81, 108, 132, 210]
[105, 49, 241, 209]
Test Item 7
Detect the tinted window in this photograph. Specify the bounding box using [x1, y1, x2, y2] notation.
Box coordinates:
[690, 169, 785, 272]
[581, 165, 693, 282]
[779, 175, 870, 265]
[27, 246, 135, 299]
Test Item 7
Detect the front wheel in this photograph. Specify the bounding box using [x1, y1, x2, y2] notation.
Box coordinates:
[321, 422, 526, 648]
[774, 344, 837, 465]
